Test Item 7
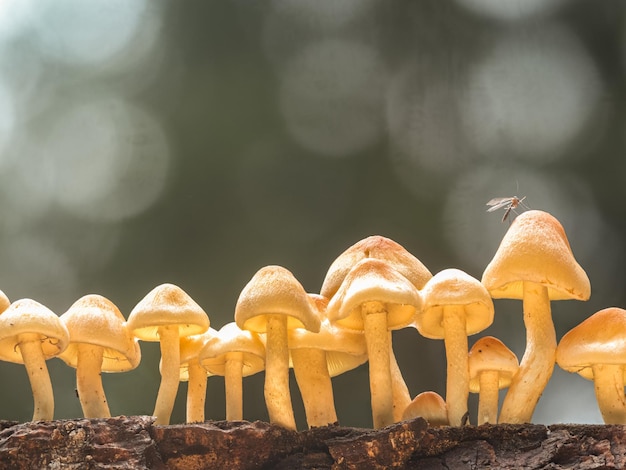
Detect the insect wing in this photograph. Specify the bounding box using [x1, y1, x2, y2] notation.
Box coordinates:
[486, 197, 513, 212]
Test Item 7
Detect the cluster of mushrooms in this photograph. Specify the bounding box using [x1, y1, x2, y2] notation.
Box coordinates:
[1, 209, 624, 429]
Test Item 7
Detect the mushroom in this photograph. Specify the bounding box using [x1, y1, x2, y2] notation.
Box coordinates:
[235, 265, 320, 430]
[59, 294, 141, 418]
[468, 336, 519, 425]
[556, 307, 626, 424]
[0, 299, 69, 421]
[326, 258, 422, 428]
[127, 283, 210, 425]
[482, 210, 590, 423]
[0, 290, 9, 313]
[178, 328, 217, 423]
[320, 236, 432, 299]
[415, 268, 494, 426]
[321, 236, 431, 429]
[200, 322, 265, 421]
[402, 391, 448, 427]
[289, 294, 368, 428]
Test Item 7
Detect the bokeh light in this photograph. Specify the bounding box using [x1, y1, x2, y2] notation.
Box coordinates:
[279, 39, 387, 158]
[460, 24, 604, 163]
[454, 0, 566, 22]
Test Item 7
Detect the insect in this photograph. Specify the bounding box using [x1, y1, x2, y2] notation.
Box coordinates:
[486, 196, 528, 223]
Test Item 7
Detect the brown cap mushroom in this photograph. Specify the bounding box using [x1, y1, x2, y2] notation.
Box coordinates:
[556, 307, 626, 424]
[482, 210, 590, 423]
[127, 283, 209, 425]
[289, 294, 367, 428]
[200, 322, 265, 422]
[59, 294, 141, 418]
[415, 268, 494, 426]
[468, 336, 519, 425]
[402, 391, 448, 427]
[235, 265, 320, 430]
[326, 258, 422, 428]
[0, 299, 69, 421]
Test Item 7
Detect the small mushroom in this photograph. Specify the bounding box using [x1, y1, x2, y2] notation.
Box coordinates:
[326, 258, 422, 428]
[556, 307, 626, 424]
[402, 391, 448, 427]
[235, 266, 320, 430]
[0, 299, 69, 421]
[200, 322, 265, 421]
[468, 336, 519, 425]
[289, 294, 367, 428]
[482, 210, 590, 423]
[415, 268, 494, 426]
[59, 294, 141, 418]
[178, 328, 217, 423]
[127, 283, 210, 425]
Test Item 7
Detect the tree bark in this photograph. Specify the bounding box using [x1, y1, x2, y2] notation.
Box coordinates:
[0, 416, 624, 469]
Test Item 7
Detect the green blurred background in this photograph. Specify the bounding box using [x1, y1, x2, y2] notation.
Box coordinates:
[0, 0, 624, 428]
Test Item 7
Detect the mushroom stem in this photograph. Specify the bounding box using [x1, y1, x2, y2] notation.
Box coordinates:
[477, 370, 500, 424]
[186, 359, 207, 423]
[292, 347, 338, 428]
[224, 351, 244, 421]
[153, 325, 181, 425]
[18, 333, 54, 421]
[389, 343, 411, 423]
[592, 363, 626, 424]
[499, 282, 555, 423]
[264, 314, 296, 429]
[442, 305, 469, 426]
[76, 343, 110, 418]
[362, 301, 393, 429]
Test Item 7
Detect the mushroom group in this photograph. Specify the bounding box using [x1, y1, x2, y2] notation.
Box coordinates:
[0, 207, 613, 429]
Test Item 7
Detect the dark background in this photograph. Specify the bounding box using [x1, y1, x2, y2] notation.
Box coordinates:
[0, 0, 624, 428]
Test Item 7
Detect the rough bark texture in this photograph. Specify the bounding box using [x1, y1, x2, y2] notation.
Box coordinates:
[0, 416, 625, 469]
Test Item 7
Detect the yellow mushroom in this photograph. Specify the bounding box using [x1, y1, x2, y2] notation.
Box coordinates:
[482, 210, 590, 423]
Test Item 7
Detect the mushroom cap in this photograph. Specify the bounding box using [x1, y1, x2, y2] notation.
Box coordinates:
[289, 317, 368, 377]
[58, 294, 141, 372]
[0, 298, 69, 363]
[468, 336, 519, 392]
[415, 268, 494, 339]
[556, 307, 626, 381]
[0, 290, 9, 313]
[402, 391, 448, 426]
[200, 322, 266, 377]
[320, 235, 432, 299]
[127, 283, 210, 341]
[326, 258, 421, 331]
[481, 210, 590, 301]
[234, 265, 321, 334]
[176, 328, 218, 381]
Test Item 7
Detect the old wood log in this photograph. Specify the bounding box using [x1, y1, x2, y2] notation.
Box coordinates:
[0, 416, 624, 469]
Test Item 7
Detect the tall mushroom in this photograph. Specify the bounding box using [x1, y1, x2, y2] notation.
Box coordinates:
[127, 283, 209, 425]
[289, 294, 368, 428]
[468, 336, 519, 425]
[200, 322, 265, 421]
[235, 265, 320, 430]
[59, 294, 141, 418]
[556, 307, 626, 424]
[326, 258, 422, 428]
[415, 268, 494, 426]
[482, 210, 590, 423]
[321, 236, 431, 429]
[0, 299, 69, 421]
